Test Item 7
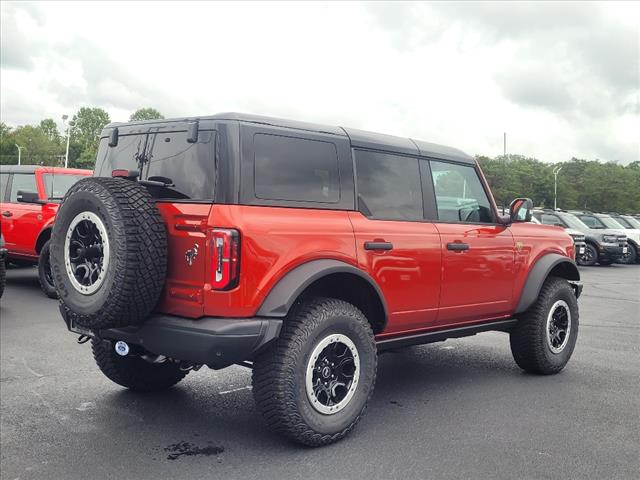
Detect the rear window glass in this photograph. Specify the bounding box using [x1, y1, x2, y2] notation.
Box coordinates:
[95, 130, 215, 200]
[253, 134, 340, 203]
[355, 150, 423, 221]
[43, 174, 87, 199]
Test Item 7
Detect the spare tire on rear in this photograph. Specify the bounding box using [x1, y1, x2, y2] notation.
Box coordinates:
[50, 177, 167, 330]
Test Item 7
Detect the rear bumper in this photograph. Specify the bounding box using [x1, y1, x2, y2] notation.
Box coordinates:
[63, 311, 282, 369]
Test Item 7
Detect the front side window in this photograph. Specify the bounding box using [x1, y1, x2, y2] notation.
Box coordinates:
[9, 174, 37, 202]
[43, 174, 88, 199]
[355, 150, 423, 221]
[430, 161, 494, 223]
[254, 134, 340, 203]
[0, 173, 8, 201]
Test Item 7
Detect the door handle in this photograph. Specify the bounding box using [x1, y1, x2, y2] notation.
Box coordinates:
[1, 211, 12, 218]
[447, 242, 469, 252]
[364, 241, 393, 251]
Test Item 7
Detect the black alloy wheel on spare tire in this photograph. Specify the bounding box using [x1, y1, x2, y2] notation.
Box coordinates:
[38, 240, 58, 299]
[50, 177, 168, 330]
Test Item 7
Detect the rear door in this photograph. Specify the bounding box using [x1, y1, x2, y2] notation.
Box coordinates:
[350, 150, 442, 334]
[429, 160, 515, 325]
[95, 126, 217, 317]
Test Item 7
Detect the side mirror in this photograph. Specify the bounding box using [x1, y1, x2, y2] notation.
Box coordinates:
[16, 190, 42, 204]
[509, 197, 533, 223]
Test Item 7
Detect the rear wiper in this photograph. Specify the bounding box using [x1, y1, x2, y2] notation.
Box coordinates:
[138, 175, 175, 187]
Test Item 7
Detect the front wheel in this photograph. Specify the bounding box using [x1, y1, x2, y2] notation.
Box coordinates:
[510, 276, 579, 375]
[577, 244, 597, 266]
[252, 297, 377, 446]
[619, 243, 637, 265]
[38, 240, 58, 299]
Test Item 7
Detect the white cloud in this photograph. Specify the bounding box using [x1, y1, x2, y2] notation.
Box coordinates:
[1, 1, 638, 164]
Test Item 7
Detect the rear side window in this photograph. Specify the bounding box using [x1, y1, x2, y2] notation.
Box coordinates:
[430, 160, 494, 223]
[95, 130, 215, 200]
[253, 134, 340, 203]
[355, 150, 423, 221]
[9, 174, 37, 202]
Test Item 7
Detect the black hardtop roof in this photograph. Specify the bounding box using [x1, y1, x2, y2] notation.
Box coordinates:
[103, 112, 475, 164]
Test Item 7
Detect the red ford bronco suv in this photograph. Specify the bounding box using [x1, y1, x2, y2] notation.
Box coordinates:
[50, 113, 582, 446]
[0, 166, 92, 297]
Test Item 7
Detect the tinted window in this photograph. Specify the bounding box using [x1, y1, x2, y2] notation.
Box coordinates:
[43, 174, 87, 199]
[430, 161, 494, 223]
[578, 215, 605, 229]
[541, 214, 564, 226]
[0, 173, 8, 201]
[254, 134, 340, 203]
[9, 174, 37, 202]
[355, 150, 423, 221]
[95, 130, 215, 200]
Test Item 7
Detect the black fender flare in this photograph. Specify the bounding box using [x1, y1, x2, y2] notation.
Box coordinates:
[256, 259, 388, 320]
[515, 253, 580, 314]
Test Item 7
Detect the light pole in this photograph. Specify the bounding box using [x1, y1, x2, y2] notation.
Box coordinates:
[62, 114, 70, 168]
[15, 143, 22, 165]
[553, 165, 563, 210]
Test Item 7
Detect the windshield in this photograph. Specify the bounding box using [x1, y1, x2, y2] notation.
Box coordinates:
[95, 129, 216, 200]
[43, 174, 88, 199]
[599, 216, 625, 229]
[622, 216, 640, 229]
[561, 213, 591, 230]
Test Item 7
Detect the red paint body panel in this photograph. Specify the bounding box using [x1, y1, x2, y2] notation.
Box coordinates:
[0, 168, 91, 260]
[348, 212, 442, 333]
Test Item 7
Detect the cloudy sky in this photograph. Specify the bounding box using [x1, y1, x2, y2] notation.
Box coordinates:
[1, 1, 638, 164]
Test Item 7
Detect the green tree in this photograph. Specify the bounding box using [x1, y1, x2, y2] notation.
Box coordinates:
[70, 107, 110, 153]
[39, 118, 60, 144]
[129, 107, 164, 121]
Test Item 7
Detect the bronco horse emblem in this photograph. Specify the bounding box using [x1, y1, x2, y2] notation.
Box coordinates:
[185, 243, 199, 266]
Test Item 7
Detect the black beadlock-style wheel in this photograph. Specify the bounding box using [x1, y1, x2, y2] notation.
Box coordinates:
[50, 177, 167, 330]
[510, 276, 579, 375]
[578, 243, 598, 266]
[38, 240, 58, 299]
[91, 339, 188, 391]
[252, 297, 377, 446]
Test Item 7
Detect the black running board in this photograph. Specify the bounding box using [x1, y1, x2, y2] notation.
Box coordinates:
[376, 319, 517, 351]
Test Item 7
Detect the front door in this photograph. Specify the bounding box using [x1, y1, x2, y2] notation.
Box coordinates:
[350, 150, 442, 335]
[2, 173, 43, 256]
[429, 160, 515, 326]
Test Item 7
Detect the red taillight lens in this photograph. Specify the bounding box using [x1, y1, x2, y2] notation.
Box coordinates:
[211, 228, 240, 290]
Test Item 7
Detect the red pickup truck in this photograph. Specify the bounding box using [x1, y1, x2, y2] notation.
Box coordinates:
[0, 165, 92, 297]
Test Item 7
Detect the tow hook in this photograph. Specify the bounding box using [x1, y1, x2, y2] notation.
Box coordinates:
[77, 334, 91, 344]
[114, 340, 130, 356]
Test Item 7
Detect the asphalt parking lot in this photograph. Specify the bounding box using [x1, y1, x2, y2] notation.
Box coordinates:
[1, 265, 639, 480]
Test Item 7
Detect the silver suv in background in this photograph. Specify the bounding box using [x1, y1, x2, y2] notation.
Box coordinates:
[533, 210, 627, 266]
[570, 211, 639, 265]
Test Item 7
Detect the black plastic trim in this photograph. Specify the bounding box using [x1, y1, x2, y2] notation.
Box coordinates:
[377, 319, 517, 351]
[256, 259, 388, 324]
[515, 254, 580, 313]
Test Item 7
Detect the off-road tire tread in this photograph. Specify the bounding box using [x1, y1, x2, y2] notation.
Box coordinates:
[252, 297, 376, 447]
[51, 177, 167, 329]
[0, 255, 5, 299]
[510, 276, 577, 375]
[91, 339, 187, 391]
[38, 240, 58, 299]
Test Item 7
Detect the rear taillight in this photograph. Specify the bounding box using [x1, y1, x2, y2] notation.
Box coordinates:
[211, 228, 240, 290]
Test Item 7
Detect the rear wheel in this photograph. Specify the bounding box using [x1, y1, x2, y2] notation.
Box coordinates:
[510, 276, 579, 375]
[578, 243, 597, 266]
[252, 297, 377, 446]
[92, 339, 188, 392]
[38, 240, 58, 299]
